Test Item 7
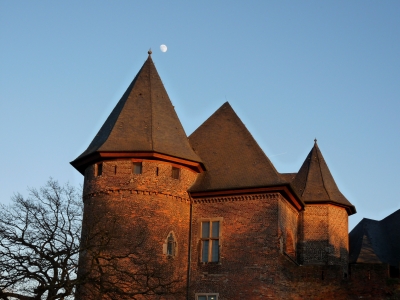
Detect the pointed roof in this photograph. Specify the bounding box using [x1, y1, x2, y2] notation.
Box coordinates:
[349, 209, 400, 266]
[292, 141, 356, 214]
[188, 102, 287, 193]
[71, 53, 202, 174]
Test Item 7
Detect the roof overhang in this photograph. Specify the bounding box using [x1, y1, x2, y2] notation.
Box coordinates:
[190, 185, 304, 211]
[70, 151, 206, 175]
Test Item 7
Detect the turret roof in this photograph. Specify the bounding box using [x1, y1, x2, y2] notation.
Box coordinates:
[188, 102, 287, 192]
[291, 141, 356, 214]
[71, 54, 202, 174]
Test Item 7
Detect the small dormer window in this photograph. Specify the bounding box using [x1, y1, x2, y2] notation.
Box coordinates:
[133, 162, 142, 174]
[171, 167, 180, 179]
[96, 163, 103, 177]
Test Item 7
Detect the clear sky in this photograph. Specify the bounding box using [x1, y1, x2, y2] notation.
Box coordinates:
[1, 1, 399, 231]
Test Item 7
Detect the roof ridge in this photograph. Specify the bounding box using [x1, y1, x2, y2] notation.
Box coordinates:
[315, 144, 333, 201]
[149, 54, 154, 151]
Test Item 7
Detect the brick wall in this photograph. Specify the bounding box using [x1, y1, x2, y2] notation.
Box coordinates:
[189, 193, 300, 299]
[299, 204, 349, 272]
[328, 205, 349, 272]
[76, 159, 198, 299]
[278, 197, 299, 260]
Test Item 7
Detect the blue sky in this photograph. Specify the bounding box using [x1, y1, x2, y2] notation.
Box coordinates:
[1, 1, 399, 230]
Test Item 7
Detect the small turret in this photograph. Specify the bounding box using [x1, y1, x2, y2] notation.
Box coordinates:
[293, 141, 355, 273]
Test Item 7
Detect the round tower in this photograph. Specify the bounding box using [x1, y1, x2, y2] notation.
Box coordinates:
[71, 53, 204, 299]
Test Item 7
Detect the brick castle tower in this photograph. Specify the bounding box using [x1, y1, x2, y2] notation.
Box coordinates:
[71, 51, 204, 298]
[70, 52, 369, 299]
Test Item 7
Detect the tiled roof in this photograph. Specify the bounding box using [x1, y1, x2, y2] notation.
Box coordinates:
[71, 54, 201, 173]
[349, 209, 400, 266]
[291, 141, 356, 214]
[188, 102, 286, 192]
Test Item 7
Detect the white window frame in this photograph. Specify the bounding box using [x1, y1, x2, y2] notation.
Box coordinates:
[195, 293, 219, 300]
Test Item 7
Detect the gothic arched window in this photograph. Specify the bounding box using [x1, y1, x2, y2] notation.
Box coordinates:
[163, 232, 177, 257]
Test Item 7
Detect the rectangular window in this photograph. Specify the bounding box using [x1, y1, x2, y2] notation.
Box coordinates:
[201, 220, 221, 262]
[196, 294, 218, 300]
[96, 163, 103, 176]
[172, 167, 180, 179]
[133, 162, 142, 174]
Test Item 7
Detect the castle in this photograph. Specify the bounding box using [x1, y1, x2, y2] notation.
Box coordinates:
[71, 52, 399, 299]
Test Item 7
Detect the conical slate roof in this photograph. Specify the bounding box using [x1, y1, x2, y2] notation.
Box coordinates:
[188, 102, 286, 192]
[349, 209, 400, 266]
[292, 141, 356, 214]
[71, 53, 202, 174]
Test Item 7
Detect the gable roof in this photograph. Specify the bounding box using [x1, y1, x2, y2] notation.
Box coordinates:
[71, 54, 202, 174]
[291, 141, 356, 215]
[188, 102, 287, 193]
[349, 209, 400, 266]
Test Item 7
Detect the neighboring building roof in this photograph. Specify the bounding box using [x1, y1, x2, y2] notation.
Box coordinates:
[188, 102, 287, 193]
[71, 53, 202, 174]
[349, 209, 400, 267]
[291, 141, 356, 215]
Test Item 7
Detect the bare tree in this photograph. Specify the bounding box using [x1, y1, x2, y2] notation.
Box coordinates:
[0, 180, 183, 300]
[0, 179, 82, 300]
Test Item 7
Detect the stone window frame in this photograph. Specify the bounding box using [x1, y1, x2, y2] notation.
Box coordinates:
[163, 231, 178, 257]
[195, 293, 219, 300]
[199, 217, 223, 263]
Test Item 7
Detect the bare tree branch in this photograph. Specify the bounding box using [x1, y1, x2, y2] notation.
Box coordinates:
[0, 179, 184, 300]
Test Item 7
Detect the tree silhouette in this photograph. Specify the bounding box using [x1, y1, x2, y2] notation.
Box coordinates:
[0, 179, 183, 300]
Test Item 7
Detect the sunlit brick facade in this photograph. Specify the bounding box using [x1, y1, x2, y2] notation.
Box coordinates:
[71, 53, 399, 299]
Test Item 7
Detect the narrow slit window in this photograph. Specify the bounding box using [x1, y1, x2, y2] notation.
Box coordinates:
[201, 220, 220, 262]
[167, 233, 175, 255]
[113, 165, 117, 175]
[156, 167, 159, 176]
[133, 162, 142, 174]
[96, 163, 103, 176]
[172, 167, 180, 179]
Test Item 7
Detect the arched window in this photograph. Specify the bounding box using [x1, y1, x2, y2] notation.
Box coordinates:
[163, 232, 177, 256]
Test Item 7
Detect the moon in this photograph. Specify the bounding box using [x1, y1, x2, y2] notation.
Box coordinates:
[160, 44, 167, 53]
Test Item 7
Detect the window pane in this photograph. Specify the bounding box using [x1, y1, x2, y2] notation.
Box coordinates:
[208, 296, 217, 300]
[167, 241, 173, 255]
[202, 222, 210, 238]
[97, 163, 103, 176]
[211, 240, 219, 262]
[172, 167, 180, 179]
[212, 221, 219, 237]
[198, 297, 207, 300]
[133, 162, 142, 174]
[202, 240, 209, 262]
